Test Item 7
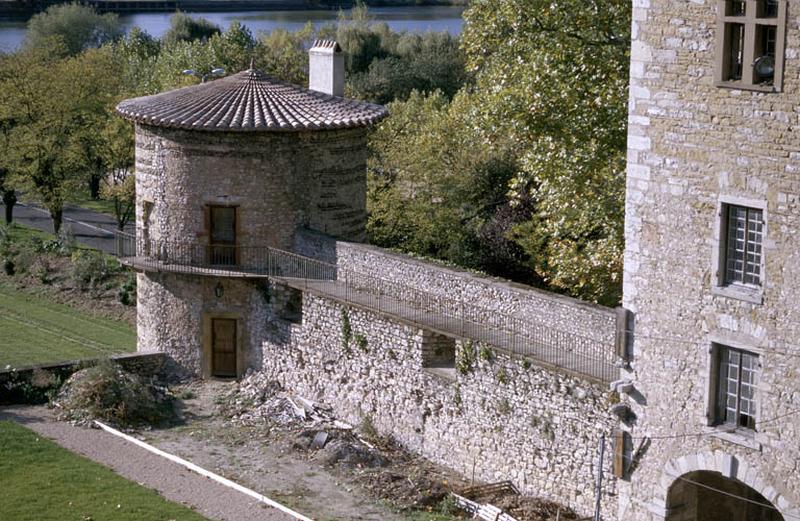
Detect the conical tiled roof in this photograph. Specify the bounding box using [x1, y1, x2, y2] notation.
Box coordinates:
[116, 69, 388, 132]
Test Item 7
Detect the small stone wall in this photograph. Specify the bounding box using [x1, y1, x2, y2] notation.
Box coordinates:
[259, 293, 618, 518]
[0, 352, 168, 405]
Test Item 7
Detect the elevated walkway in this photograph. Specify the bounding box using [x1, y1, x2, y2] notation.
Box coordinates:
[117, 233, 618, 383]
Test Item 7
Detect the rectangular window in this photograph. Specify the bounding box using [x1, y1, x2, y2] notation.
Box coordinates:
[209, 206, 237, 266]
[723, 205, 763, 287]
[715, 346, 758, 430]
[716, 0, 786, 91]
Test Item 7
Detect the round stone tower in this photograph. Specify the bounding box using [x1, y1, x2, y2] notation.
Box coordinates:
[116, 42, 387, 378]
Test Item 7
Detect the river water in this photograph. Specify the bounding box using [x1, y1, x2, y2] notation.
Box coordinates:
[0, 5, 465, 52]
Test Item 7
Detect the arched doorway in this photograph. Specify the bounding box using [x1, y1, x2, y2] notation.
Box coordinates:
[666, 471, 784, 521]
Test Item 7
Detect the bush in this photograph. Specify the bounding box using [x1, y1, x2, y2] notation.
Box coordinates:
[70, 250, 114, 291]
[53, 361, 174, 428]
[118, 274, 136, 306]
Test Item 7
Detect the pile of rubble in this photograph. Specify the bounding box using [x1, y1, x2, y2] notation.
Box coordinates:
[221, 373, 582, 521]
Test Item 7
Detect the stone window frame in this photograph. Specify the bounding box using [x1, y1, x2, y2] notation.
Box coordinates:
[711, 195, 767, 304]
[703, 338, 764, 447]
[714, 0, 788, 92]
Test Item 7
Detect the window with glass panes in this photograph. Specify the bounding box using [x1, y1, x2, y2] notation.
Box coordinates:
[716, 346, 759, 430]
[716, 0, 786, 90]
[724, 205, 763, 286]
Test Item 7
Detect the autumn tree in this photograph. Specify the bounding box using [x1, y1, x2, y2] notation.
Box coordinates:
[459, 0, 631, 305]
[0, 43, 121, 234]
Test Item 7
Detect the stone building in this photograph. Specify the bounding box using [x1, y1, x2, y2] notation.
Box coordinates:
[621, 0, 800, 519]
[116, 41, 387, 378]
[116, 42, 625, 518]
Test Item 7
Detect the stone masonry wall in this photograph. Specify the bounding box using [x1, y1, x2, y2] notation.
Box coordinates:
[622, 0, 800, 519]
[259, 292, 619, 519]
[137, 272, 269, 377]
[134, 124, 369, 253]
[294, 231, 617, 347]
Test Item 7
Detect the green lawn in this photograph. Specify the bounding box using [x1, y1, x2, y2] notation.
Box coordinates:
[0, 283, 135, 368]
[66, 190, 119, 219]
[0, 421, 209, 521]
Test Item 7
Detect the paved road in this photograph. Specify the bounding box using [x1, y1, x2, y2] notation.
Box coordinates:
[0, 201, 132, 254]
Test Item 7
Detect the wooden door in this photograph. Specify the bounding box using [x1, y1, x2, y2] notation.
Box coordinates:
[209, 206, 236, 266]
[211, 318, 237, 377]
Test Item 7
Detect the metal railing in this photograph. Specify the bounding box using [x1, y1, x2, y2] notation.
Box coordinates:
[115, 231, 617, 382]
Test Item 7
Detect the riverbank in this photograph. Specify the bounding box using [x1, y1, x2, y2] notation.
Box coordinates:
[0, 0, 466, 21]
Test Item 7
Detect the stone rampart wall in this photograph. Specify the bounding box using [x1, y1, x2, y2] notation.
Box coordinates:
[259, 292, 619, 519]
[293, 231, 617, 346]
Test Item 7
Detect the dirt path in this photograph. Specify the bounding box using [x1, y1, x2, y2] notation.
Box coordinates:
[0, 405, 297, 521]
[143, 381, 411, 521]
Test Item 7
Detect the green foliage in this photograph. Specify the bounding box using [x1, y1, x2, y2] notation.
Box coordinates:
[438, 494, 458, 516]
[348, 31, 465, 104]
[456, 340, 476, 376]
[254, 22, 314, 85]
[0, 44, 123, 234]
[478, 345, 493, 362]
[355, 333, 369, 353]
[367, 91, 533, 283]
[360, 413, 378, 440]
[495, 367, 508, 384]
[341, 309, 353, 354]
[161, 11, 221, 47]
[25, 3, 122, 56]
[336, 6, 466, 103]
[70, 250, 116, 291]
[118, 274, 136, 306]
[459, 0, 630, 305]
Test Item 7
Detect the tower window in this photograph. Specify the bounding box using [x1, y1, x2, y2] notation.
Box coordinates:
[714, 345, 759, 430]
[723, 204, 763, 287]
[715, 0, 786, 91]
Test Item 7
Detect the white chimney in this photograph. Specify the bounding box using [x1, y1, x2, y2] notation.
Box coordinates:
[308, 40, 344, 97]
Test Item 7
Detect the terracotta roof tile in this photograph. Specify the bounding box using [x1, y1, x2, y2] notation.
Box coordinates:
[116, 69, 388, 132]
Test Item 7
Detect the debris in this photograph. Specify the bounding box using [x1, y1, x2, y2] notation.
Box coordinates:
[311, 431, 329, 450]
[452, 492, 519, 521]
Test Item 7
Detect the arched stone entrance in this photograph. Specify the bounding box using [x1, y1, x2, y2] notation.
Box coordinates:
[648, 451, 800, 521]
[666, 471, 783, 521]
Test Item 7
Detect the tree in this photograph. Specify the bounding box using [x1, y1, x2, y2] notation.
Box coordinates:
[162, 12, 221, 48]
[25, 3, 122, 56]
[99, 117, 135, 231]
[459, 0, 631, 305]
[367, 91, 533, 282]
[0, 116, 17, 225]
[0, 44, 122, 234]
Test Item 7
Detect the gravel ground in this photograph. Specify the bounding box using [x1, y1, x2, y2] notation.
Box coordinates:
[0, 405, 299, 521]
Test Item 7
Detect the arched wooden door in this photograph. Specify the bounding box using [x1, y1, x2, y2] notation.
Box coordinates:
[211, 318, 237, 377]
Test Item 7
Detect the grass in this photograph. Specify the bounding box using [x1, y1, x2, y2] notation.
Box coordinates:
[0, 421, 209, 521]
[0, 282, 135, 368]
[67, 190, 119, 219]
[2, 221, 55, 243]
